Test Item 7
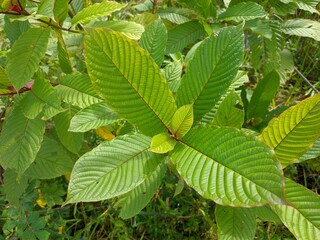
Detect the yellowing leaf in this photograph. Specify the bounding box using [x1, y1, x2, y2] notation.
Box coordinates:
[150, 132, 176, 154]
[95, 126, 115, 141]
[37, 189, 47, 208]
[171, 104, 193, 138]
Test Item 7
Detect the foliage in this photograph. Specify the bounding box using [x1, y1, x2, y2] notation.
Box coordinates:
[0, 0, 320, 239]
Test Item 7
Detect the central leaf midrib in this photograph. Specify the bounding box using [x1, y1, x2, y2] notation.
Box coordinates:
[92, 32, 170, 132]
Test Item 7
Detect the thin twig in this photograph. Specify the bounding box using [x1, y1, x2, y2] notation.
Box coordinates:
[294, 67, 319, 93]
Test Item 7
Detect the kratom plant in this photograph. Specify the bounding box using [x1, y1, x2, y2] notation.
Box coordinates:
[0, 0, 320, 239]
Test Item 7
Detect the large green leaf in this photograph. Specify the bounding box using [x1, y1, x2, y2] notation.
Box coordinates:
[24, 137, 74, 179]
[171, 127, 284, 206]
[176, 26, 243, 123]
[282, 19, 320, 41]
[158, 7, 194, 24]
[66, 134, 163, 203]
[93, 20, 145, 40]
[165, 21, 206, 54]
[218, 2, 266, 22]
[56, 73, 103, 108]
[54, 0, 69, 24]
[140, 19, 167, 66]
[5, 27, 50, 90]
[71, 1, 126, 25]
[69, 102, 119, 132]
[19, 91, 45, 119]
[272, 178, 320, 239]
[0, 106, 45, 175]
[215, 205, 256, 240]
[84, 28, 177, 137]
[117, 157, 167, 219]
[54, 106, 83, 154]
[298, 137, 320, 162]
[260, 94, 320, 167]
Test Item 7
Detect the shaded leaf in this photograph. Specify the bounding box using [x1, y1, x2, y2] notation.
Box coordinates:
[5, 27, 50, 90]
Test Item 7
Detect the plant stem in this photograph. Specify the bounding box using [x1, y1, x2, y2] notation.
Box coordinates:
[294, 67, 319, 93]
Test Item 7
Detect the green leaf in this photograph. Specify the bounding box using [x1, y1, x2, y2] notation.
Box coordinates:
[245, 19, 272, 39]
[117, 158, 167, 219]
[150, 132, 176, 154]
[218, 2, 266, 22]
[212, 90, 244, 128]
[54, 0, 69, 24]
[171, 104, 193, 138]
[56, 31, 73, 73]
[4, 15, 30, 44]
[69, 102, 119, 132]
[3, 169, 29, 205]
[260, 94, 320, 167]
[0, 106, 45, 175]
[162, 61, 182, 93]
[271, 178, 320, 239]
[215, 205, 256, 240]
[165, 21, 206, 54]
[247, 71, 280, 120]
[5, 27, 50, 90]
[176, 26, 243, 123]
[282, 19, 320, 41]
[158, 7, 194, 24]
[140, 19, 167, 66]
[54, 106, 83, 154]
[56, 73, 103, 108]
[24, 137, 74, 179]
[93, 20, 145, 40]
[254, 205, 281, 223]
[37, 0, 54, 18]
[171, 127, 284, 206]
[298, 137, 320, 162]
[84, 28, 177, 137]
[19, 92, 45, 119]
[71, 1, 126, 25]
[66, 134, 163, 203]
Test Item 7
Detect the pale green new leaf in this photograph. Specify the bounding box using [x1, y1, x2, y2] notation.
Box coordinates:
[93, 20, 145, 40]
[54, 106, 83, 154]
[272, 178, 320, 239]
[213, 91, 244, 128]
[67, 134, 163, 203]
[3, 169, 29, 206]
[85, 29, 177, 137]
[56, 73, 103, 108]
[150, 132, 176, 154]
[71, 1, 126, 25]
[5, 27, 50, 90]
[282, 19, 320, 41]
[0, 106, 45, 175]
[176, 26, 243, 123]
[24, 137, 74, 179]
[165, 21, 206, 54]
[117, 158, 167, 219]
[215, 205, 256, 240]
[260, 94, 320, 167]
[218, 2, 266, 22]
[69, 102, 119, 132]
[171, 104, 193, 138]
[140, 19, 167, 66]
[171, 127, 284, 206]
